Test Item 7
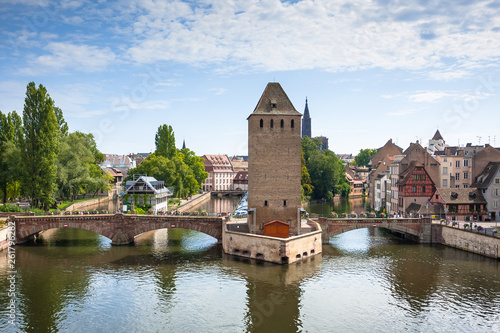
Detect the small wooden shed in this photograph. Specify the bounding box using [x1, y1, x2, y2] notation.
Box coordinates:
[264, 220, 290, 238]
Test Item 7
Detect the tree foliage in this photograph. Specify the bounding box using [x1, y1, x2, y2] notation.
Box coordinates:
[20, 82, 60, 209]
[0, 83, 110, 208]
[155, 124, 177, 159]
[301, 138, 350, 200]
[127, 125, 207, 198]
[354, 148, 377, 167]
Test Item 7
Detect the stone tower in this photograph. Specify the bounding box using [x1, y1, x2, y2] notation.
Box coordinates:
[247, 83, 302, 234]
[301, 98, 311, 138]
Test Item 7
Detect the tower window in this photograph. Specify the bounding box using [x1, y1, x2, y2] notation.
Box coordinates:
[270, 119, 274, 128]
[270, 99, 277, 108]
[264, 200, 268, 206]
[280, 119, 284, 128]
[260, 119, 263, 128]
[283, 200, 287, 206]
[291, 119, 294, 128]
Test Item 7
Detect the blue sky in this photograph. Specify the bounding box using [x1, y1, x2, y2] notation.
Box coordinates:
[1, 0, 500, 156]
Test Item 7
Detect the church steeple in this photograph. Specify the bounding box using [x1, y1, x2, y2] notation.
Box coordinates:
[301, 98, 311, 138]
[182, 139, 186, 150]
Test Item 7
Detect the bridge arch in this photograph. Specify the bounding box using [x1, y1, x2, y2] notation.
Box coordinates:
[13, 214, 224, 245]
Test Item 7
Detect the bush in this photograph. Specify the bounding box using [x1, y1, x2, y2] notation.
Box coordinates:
[135, 207, 145, 215]
[0, 204, 23, 213]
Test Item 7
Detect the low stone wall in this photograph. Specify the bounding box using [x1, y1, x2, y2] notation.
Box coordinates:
[0, 212, 35, 218]
[223, 221, 322, 264]
[0, 226, 10, 250]
[177, 192, 211, 212]
[433, 225, 500, 259]
[66, 197, 110, 212]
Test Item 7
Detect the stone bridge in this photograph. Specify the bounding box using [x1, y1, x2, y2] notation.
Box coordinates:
[12, 214, 224, 245]
[317, 217, 432, 244]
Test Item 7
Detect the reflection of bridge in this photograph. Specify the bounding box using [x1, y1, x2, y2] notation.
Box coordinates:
[13, 214, 224, 245]
[317, 217, 432, 244]
[211, 190, 246, 196]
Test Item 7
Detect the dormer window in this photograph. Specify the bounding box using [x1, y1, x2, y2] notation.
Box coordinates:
[270, 99, 277, 108]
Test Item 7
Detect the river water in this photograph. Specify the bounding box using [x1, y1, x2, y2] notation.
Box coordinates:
[1, 198, 500, 332]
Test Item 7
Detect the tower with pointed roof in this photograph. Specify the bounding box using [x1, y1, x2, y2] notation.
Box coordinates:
[301, 98, 311, 138]
[247, 82, 302, 234]
[428, 129, 445, 153]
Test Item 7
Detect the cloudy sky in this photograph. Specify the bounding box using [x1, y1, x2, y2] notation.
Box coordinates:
[1, 0, 500, 156]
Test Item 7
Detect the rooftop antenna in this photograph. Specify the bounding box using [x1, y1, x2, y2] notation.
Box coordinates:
[477, 136, 481, 145]
[488, 136, 491, 144]
[495, 136, 497, 147]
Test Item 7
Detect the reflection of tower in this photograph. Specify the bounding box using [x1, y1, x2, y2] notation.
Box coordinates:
[247, 83, 302, 233]
[301, 98, 311, 138]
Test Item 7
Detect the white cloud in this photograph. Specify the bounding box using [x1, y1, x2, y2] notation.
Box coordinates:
[408, 91, 455, 103]
[123, 0, 500, 76]
[29, 42, 116, 73]
[208, 88, 227, 95]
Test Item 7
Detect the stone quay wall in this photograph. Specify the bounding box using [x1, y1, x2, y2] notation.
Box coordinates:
[432, 225, 500, 259]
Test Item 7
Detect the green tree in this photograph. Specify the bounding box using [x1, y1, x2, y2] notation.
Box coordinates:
[0, 111, 22, 203]
[301, 140, 350, 200]
[301, 149, 313, 200]
[155, 124, 177, 159]
[301, 136, 324, 161]
[54, 106, 69, 137]
[20, 82, 60, 209]
[180, 147, 208, 189]
[354, 148, 377, 167]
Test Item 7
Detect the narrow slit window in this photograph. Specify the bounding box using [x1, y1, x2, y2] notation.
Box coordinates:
[280, 119, 284, 128]
[283, 200, 287, 206]
[270, 119, 274, 128]
[260, 119, 263, 128]
[264, 200, 268, 206]
[291, 119, 294, 128]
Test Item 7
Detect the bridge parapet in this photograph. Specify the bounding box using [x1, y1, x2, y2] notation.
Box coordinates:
[12, 214, 224, 245]
[316, 217, 432, 244]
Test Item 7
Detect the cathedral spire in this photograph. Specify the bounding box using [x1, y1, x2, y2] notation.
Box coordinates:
[182, 139, 186, 150]
[301, 97, 311, 138]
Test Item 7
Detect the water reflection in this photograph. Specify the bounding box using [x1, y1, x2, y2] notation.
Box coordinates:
[307, 197, 369, 215]
[1, 226, 499, 332]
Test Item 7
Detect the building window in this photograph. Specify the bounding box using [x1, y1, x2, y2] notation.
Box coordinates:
[455, 173, 460, 181]
[283, 200, 287, 206]
[412, 186, 416, 193]
[456, 160, 460, 168]
[291, 119, 294, 128]
[463, 172, 469, 180]
[280, 119, 284, 128]
[443, 167, 448, 175]
[264, 200, 268, 206]
[443, 158, 447, 162]
[435, 194, 439, 199]
[260, 119, 263, 128]
[270, 119, 274, 128]
[495, 178, 500, 184]
[463, 184, 468, 188]
[463, 159, 469, 167]
[421, 186, 425, 193]
[443, 179, 448, 187]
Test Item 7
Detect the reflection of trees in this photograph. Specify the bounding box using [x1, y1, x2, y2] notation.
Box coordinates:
[374, 243, 440, 313]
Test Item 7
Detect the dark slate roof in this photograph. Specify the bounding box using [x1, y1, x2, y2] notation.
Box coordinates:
[251, 82, 301, 116]
[435, 188, 486, 204]
[470, 162, 500, 188]
[406, 203, 421, 213]
[432, 129, 443, 141]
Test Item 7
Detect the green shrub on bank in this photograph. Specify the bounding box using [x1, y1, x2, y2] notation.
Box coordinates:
[0, 204, 23, 213]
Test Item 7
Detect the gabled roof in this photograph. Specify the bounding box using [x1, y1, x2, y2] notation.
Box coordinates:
[432, 129, 444, 141]
[470, 162, 500, 188]
[250, 82, 301, 116]
[397, 161, 434, 186]
[125, 176, 172, 196]
[434, 188, 486, 204]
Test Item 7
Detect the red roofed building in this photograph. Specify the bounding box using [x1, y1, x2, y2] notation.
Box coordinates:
[233, 171, 248, 191]
[397, 161, 436, 213]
